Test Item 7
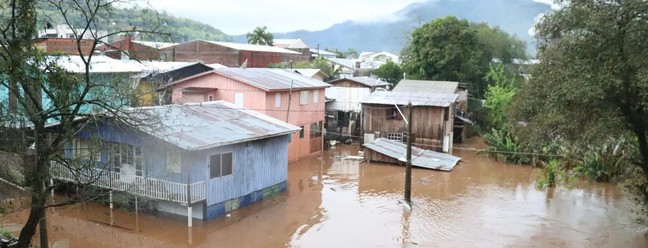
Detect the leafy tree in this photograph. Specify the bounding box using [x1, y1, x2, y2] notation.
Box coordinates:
[401, 16, 528, 98]
[0, 1, 163, 247]
[483, 63, 517, 130]
[246, 26, 274, 46]
[511, 0, 648, 196]
[374, 60, 403, 88]
[401, 16, 483, 86]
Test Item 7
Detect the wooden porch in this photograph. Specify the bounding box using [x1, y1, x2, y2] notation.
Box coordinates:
[50, 161, 206, 204]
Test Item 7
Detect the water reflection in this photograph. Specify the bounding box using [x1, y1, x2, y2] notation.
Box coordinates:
[1, 141, 646, 248]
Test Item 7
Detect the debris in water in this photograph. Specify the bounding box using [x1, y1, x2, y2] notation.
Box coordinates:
[226, 214, 231, 218]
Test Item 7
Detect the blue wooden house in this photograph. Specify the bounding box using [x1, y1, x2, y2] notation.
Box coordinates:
[52, 100, 299, 222]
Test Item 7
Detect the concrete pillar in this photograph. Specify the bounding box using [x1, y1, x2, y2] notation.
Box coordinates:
[187, 206, 192, 227]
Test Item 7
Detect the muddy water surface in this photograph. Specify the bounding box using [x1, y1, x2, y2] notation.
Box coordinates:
[2, 141, 647, 248]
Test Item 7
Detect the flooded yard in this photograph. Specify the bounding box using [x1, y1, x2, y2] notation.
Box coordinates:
[2, 141, 647, 247]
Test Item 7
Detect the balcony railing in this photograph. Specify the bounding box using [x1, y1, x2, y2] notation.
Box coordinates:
[51, 161, 206, 204]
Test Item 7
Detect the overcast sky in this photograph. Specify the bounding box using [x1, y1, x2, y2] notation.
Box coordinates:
[151, 0, 427, 35]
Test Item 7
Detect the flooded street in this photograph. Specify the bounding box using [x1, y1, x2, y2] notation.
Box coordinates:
[2, 140, 647, 247]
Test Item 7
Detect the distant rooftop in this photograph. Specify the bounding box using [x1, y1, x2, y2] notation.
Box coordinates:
[132, 40, 178, 49]
[273, 38, 309, 49]
[392, 80, 459, 94]
[202, 40, 301, 54]
[361, 91, 458, 107]
[328, 77, 388, 88]
[160, 68, 331, 91]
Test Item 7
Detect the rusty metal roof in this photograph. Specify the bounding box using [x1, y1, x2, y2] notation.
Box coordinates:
[215, 68, 331, 91]
[129, 101, 299, 151]
[363, 138, 461, 171]
[360, 91, 458, 107]
[392, 80, 459, 94]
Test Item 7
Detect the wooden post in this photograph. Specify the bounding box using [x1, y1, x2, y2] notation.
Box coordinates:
[135, 196, 139, 232]
[187, 170, 192, 227]
[405, 103, 413, 204]
[286, 80, 294, 122]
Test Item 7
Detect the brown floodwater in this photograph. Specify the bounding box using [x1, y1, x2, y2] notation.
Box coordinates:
[2, 139, 648, 247]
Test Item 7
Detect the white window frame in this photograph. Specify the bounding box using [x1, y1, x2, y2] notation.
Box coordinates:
[313, 90, 319, 103]
[275, 93, 281, 108]
[299, 91, 309, 105]
[209, 152, 233, 179]
[234, 92, 244, 107]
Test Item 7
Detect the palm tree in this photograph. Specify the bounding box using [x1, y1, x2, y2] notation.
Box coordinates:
[246, 26, 274, 46]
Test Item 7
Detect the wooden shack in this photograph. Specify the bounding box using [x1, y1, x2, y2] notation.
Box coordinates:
[360, 91, 458, 152]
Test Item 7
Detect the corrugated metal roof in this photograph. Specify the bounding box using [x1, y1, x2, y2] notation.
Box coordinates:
[273, 39, 309, 49]
[325, 58, 356, 69]
[54, 55, 145, 73]
[128, 101, 299, 151]
[392, 80, 459, 94]
[360, 91, 458, 107]
[310, 49, 338, 56]
[132, 40, 178, 49]
[203, 40, 301, 54]
[363, 138, 461, 171]
[214, 68, 331, 91]
[328, 77, 388, 88]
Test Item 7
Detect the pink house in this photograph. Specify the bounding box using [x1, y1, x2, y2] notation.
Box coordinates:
[159, 68, 330, 162]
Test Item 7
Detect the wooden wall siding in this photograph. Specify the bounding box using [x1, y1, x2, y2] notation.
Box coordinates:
[365, 149, 401, 164]
[198, 135, 289, 206]
[362, 104, 451, 145]
[164, 40, 240, 66]
[325, 87, 372, 112]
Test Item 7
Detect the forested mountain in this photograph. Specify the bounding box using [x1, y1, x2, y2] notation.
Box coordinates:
[36, 5, 232, 43]
[233, 0, 550, 55]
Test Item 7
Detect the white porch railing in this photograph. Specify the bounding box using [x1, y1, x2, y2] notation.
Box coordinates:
[50, 161, 206, 204]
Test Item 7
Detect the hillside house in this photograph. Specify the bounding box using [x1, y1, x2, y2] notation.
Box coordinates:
[294, 69, 328, 81]
[358, 51, 400, 69]
[51, 101, 299, 221]
[324, 77, 388, 139]
[360, 91, 458, 153]
[165, 40, 308, 67]
[158, 68, 330, 162]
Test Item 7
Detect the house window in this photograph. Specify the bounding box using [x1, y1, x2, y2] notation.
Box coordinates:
[387, 133, 404, 142]
[107, 142, 144, 176]
[275, 93, 281, 108]
[299, 126, 305, 139]
[299, 91, 309, 105]
[310, 121, 322, 138]
[209, 152, 233, 179]
[386, 106, 403, 120]
[313, 90, 319, 103]
[167, 149, 181, 173]
[73, 138, 101, 162]
[208, 95, 214, 101]
[234, 93, 244, 107]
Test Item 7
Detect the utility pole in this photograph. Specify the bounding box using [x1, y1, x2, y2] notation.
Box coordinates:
[404, 103, 413, 204]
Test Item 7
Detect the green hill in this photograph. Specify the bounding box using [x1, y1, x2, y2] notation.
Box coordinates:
[36, 5, 232, 43]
